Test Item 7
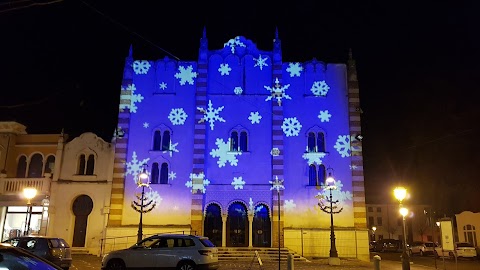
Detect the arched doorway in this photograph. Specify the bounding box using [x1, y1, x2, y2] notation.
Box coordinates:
[204, 204, 222, 247]
[253, 204, 271, 247]
[72, 195, 93, 247]
[227, 202, 248, 247]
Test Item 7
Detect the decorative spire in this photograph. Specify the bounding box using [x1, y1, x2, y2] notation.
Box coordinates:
[199, 26, 208, 61]
[273, 27, 282, 62]
[203, 26, 206, 39]
[128, 44, 133, 59]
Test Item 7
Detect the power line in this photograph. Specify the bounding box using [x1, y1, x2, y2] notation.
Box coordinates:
[0, 0, 63, 14]
[0, 89, 68, 109]
[78, 0, 180, 61]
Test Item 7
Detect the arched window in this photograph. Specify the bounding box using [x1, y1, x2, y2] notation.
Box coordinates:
[308, 165, 317, 186]
[240, 131, 248, 151]
[44, 155, 55, 174]
[160, 163, 168, 184]
[86, 154, 95, 175]
[317, 132, 325, 152]
[230, 131, 239, 151]
[77, 154, 86, 175]
[307, 132, 316, 152]
[162, 131, 171, 151]
[153, 130, 161, 151]
[463, 224, 477, 246]
[318, 164, 326, 184]
[16, 156, 27, 178]
[151, 162, 159, 184]
[27, 153, 43, 178]
[306, 130, 326, 153]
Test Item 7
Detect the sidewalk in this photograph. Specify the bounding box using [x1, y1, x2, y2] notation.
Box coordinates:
[304, 257, 436, 270]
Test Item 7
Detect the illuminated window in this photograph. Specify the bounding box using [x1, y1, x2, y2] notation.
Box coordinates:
[27, 153, 43, 178]
[151, 162, 159, 184]
[230, 128, 248, 152]
[152, 128, 172, 152]
[463, 224, 477, 246]
[306, 131, 326, 152]
[44, 155, 55, 174]
[308, 164, 325, 186]
[160, 163, 168, 184]
[16, 155, 27, 178]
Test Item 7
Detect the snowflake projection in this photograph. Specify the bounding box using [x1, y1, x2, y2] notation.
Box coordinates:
[253, 54, 269, 70]
[231, 176, 246, 190]
[218, 63, 231, 76]
[163, 141, 179, 157]
[270, 148, 280, 156]
[269, 176, 285, 191]
[248, 111, 262, 124]
[318, 110, 332, 122]
[302, 152, 327, 165]
[145, 190, 163, 205]
[349, 165, 358, 170]
[265, 78, 291, 106]
[159, 82, 167, 90]
[119, 84, 144, 113]
[197, 100, 226, 130]
[281, 117, 302, 137]
[210, 138, 242, 167]
[174, 65, 198, 85]
[186, 172, 210, 193]
[334, 135, 351, 157]
[234, 87, 243, 95]
[224, 36, 246, 54]
[311, 81, 330, 96]
[286, 62, 303, 77]
[168, 171, 176, 180]
[284, 199, 297, 211]
[317, 180, 352, 203]
[132, 60, 151, 75]
[143, 122, 149, 128]
[126, 151, 150, 180]
[168, 108, 188, 125]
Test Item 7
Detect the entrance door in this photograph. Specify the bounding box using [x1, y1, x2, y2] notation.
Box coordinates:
[72, 195, 93, 247]
[204, 204, 222, 247]
[226, 202, 248, 247]
[253, 204, 271, 247]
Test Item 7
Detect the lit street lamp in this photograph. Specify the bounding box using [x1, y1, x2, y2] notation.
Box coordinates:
[394, 186, 410, 270]
[23, 187, 37, 235]
[270, 176, 284, 270]
[317, 171, 342, 266]
[131, 164, 151, 243]
[372, 226, 377, 241]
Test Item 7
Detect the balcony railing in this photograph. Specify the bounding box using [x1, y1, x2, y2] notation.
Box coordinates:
[0, 177, 51, 195]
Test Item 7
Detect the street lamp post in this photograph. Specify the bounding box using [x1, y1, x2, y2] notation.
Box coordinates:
[372, 226, 377, 241]
[134, 165, 150, 243]
[394, 187, 410, 270]
[270, 176, 284, 270]
[23, 187, 37, 236]
[317, 172, 342, 266]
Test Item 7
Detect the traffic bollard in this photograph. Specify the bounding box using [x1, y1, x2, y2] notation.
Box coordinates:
[287, 253, 294, 270]
[373, 255, 381, 270]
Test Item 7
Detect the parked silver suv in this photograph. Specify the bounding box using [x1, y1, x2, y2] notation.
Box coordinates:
[101, 234, 219, 270]
[408, 241, 436, 256]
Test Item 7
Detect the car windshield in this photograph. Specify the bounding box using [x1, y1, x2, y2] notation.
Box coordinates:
[457, 242, 474, 248]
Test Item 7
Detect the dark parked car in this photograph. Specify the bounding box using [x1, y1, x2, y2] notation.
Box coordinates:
[2, 236, 72, 270]
[372, 239, 402, 252]
[0, 243, 62, 270]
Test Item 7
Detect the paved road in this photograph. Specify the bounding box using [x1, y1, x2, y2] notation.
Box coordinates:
[372, 251, 480, 270]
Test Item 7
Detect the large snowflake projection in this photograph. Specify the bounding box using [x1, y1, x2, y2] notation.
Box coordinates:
[168, 171, 176, 180]
[318, 110, 332, 122]
[210, 138, 241, 167]
[145, 190, 163, 205]
[253, 54, 269, 70]
[248, 111, 262, 124]
[231, 176, 246, 190]
[281, 117, 302, 137]
[186, 172, 210, 193]
[284, 199, 297, 211]
[168, 108, 188, 125]
[143, 122, 149, 128]
[286, 62, 303, 77]
[119, 84, 144, 113]
[334, 135, 351, 157]
[197, 100, 226, 130]
[159, 82, 167, 90]
[163, 141, 179, 157]
[302, 152, 327, 165]
[126, 151, 150, 180]
[224, 36, 246, 54]
[349, 165, 358, 170]
[265, 78, 291, 106]
[174, 65, 197, 85]
[218, 63, 231, 76]
[311, 80, 330, 96]
[317, 180, 352, 203]
[270, 148, 280, 156]
[132, 60, 151, 75]
[234, 87, 243, 95]
[270, 176, 285, 191]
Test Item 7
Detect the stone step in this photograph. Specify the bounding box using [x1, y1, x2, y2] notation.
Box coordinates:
[71, 248, 90, 255]
[216, 247, 308, 262]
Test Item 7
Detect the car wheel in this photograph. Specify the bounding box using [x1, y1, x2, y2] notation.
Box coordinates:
[448, 251, 455, 259]
[178, 261, 195, 270]
[106, 259, 126, 270]
[420, 250, 424, 256]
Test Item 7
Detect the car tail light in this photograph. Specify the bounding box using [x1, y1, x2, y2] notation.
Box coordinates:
[198, 249, 212, 256]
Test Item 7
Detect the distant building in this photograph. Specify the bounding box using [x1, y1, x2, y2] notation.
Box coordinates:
[455, 211, 478, 246]
[106, 30, 369, 260]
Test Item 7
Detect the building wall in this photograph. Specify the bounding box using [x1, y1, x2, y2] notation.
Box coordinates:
[455, 211, 480, 246]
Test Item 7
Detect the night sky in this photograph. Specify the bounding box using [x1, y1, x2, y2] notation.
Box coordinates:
[1, 0, 479, 216]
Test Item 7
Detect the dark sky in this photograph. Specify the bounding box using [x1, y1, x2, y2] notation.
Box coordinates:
[1, 0, 479, 215]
